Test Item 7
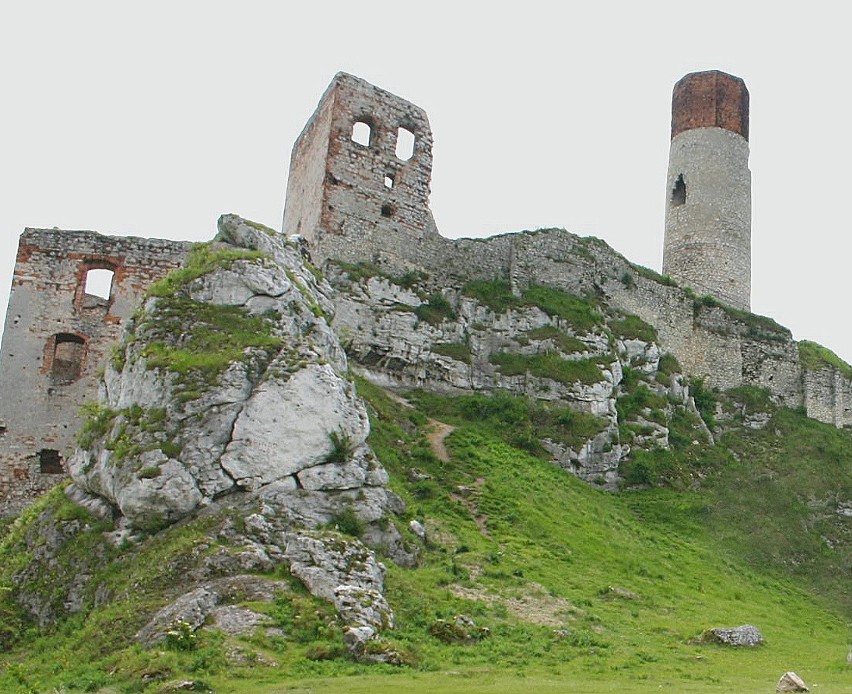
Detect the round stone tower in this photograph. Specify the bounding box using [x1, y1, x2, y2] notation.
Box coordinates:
[662, 70, 751, 311]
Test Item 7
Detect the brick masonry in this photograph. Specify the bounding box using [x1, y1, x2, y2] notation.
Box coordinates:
[0, 229, 189, 515]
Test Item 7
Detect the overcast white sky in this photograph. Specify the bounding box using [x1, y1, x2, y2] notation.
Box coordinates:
[2, 2, 850, 363]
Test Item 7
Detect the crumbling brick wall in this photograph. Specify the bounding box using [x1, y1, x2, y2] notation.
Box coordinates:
[0, 228, 189, 515]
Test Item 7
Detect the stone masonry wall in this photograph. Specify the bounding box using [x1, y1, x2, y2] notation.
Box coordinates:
[280, 73, 851, 428]
[0, 229, 189, 515]
[282, 72, 439, 266]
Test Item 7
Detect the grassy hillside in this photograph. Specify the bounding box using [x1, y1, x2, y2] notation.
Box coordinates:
[1, 381, 852, 692]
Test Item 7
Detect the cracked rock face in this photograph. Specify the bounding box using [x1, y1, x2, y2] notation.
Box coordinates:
[68, 215, 395, 533]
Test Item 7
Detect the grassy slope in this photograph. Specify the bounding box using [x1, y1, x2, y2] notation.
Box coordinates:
[1, 383, 852, 692]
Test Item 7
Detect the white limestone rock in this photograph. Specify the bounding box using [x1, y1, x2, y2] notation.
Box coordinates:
[69, 215, 397, 536]
[776, 672, 809, 692]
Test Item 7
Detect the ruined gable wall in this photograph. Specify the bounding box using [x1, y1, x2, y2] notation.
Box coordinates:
[0, 229, 189, 515]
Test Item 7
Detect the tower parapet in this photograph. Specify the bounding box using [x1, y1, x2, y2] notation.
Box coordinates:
[663, 70, 751, 311]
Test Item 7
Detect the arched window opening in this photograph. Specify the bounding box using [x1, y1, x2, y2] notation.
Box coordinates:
[671, 174, 686, 206]
[39, 449, 63, 474]
[51, 333, 86, 384]
[352, 120, 372, 147]
[395, 127, 415, 161]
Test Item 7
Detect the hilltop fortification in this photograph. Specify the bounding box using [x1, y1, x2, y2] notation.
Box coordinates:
[1, 70, 850, 515]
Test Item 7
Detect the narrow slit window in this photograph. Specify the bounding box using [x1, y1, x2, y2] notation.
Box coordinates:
[352, 120, 372, 147]
[671, 174, 686, 206]
[384, 174, 395, 189]
[39, 449, 63, 474]
[395, 127, 415, 161]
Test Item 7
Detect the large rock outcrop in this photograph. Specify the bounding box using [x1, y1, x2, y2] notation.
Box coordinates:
[69, 215, 398, 534]
[65, 215, 411, 654]
[328, 265, 704, 488]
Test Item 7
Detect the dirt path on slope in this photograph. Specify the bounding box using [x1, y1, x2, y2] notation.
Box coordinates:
[426, 419, 455, 462]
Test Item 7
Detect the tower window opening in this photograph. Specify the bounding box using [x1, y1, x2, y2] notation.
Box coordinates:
[352, 120, 372, 147]
[51, 333, 86, 384]
[395, 127, 415, 161]
[381, 204, 395, 218]
[84, 267, 114, 301]
[672, 174, 686, 206]
[39, 449, 63, 474]
[384, 174, 395, 189]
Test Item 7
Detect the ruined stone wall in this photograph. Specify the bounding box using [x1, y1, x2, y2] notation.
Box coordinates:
[283, 72, 439, 266]
[0, 229, 189, 515]
[280, 72, 834, 424]
[803, 367, 852, 428]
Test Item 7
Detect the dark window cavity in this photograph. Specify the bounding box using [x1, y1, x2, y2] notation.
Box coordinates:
[381, 204, 395, 218]
[39, 449, 63, 474]
[672, 174, 686, 206]
[51, 333, 86, 383]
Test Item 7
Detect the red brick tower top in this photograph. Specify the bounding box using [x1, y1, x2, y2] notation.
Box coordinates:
[671, 70, 749, 141]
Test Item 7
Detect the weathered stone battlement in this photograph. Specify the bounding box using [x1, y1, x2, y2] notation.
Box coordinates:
[0, 229, 189, 514]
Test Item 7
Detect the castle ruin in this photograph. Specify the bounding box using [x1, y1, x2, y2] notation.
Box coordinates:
[0, 231, 188, 514]
[1, 70, 850, 515]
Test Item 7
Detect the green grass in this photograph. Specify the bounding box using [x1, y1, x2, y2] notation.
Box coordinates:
[609, 314, 657, 343]
[521, 285, 601, 332]
[330, 260, 427, 289]
[433, 341, 473, 364]
[461, 280, 602, 334]
[798, 340, 852, 379]
[146, 242, 268, 298]
[524, 325, 587, 354]
[409, 389, 608, 454]
[461, 279, 519, 313]
[690, 293, 789, 342]
[5, 384, 852, 692]
[138, 297, 282, 382]
[490, 352, 606, 386]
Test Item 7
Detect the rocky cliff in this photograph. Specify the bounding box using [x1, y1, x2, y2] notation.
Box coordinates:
[64, 215, 414, 658]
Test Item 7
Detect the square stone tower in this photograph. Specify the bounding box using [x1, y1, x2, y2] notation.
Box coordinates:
[282, 72, 439, 266]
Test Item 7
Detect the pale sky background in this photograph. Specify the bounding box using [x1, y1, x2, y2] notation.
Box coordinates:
[2, 2, 850, 362]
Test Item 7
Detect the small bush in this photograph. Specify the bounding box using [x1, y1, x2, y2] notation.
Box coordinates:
[416, 293, 456, 325]
[164, 619, 198, 651]
[688, 377, 717, 430]
[325, 430, 353, 465]
[328, 508, 363, 537]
